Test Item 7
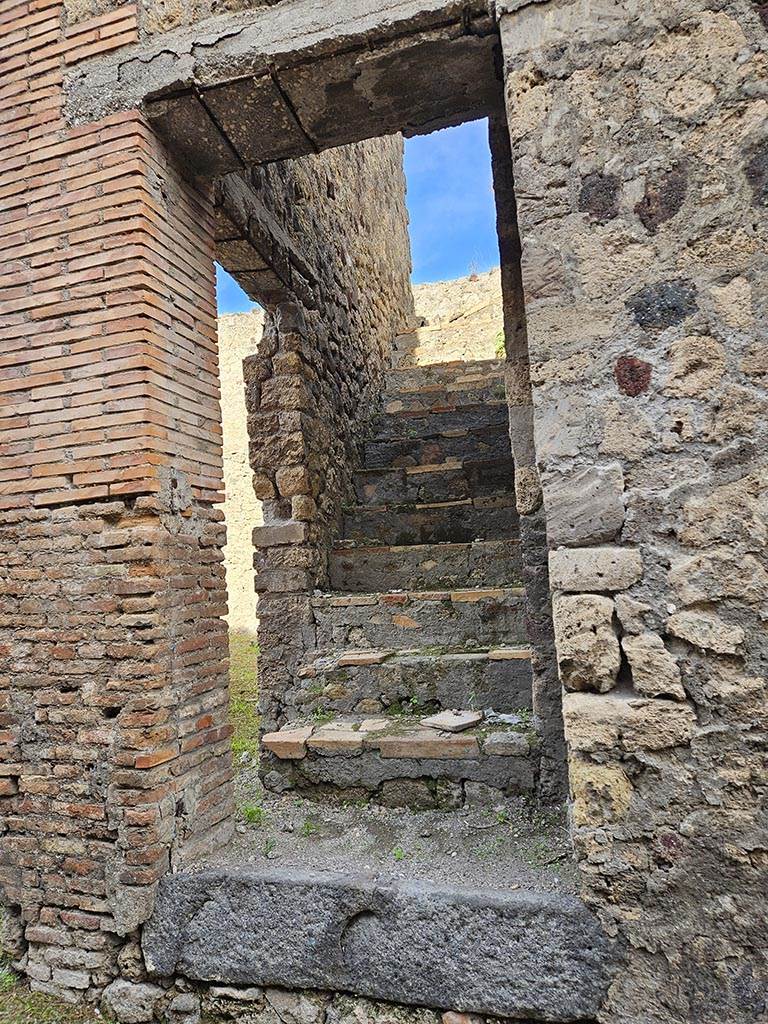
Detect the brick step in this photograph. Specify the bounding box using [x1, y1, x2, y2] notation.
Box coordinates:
[343, 496, 517, 545]
[312, 587, 528, 653]
[353, 457, 515, 507]
[261, 713, 538, 808]
[371, 402, 509, 441]
[364, 422, 510, 469]
[382, 380, 506, 414]
[291, 645, 533, 719]
[384, 358, 504, 395]
[329, 538, 522, 592]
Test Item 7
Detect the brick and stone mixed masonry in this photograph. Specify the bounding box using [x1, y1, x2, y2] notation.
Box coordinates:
[0, 2, 766, 1024]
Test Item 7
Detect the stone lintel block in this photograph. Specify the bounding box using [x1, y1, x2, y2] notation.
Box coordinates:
[563, 692, 696, 755]
[552, 594, 620, 693]
[145, 93, 240, 180]
[549, 546, 643, 593]
[202, 75, 308, 165]
[143, 868, 616, 1020]
[262, 727, 314, 760]
[544, 463, 625, 548]
[252, 522, 307, 547]
[375, 732, 478, 759]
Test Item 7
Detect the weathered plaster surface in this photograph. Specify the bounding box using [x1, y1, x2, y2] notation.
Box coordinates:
[500, 1, 768, 1020]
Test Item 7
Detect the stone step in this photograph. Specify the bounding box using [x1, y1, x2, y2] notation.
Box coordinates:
[385, 358, 504, 392]
[291, 645, 533, 719]
[143, 869, 614, 1024]
[364, 422, 510, 469]
[381, 378, 506, 414]
[329, 539, 522, 592]
[312, 587, 528, 653]
[342, 496, 517, 545]
[371, 402, 509, 441]
[353, 456, 515, 507]
[261, 713, 539, 808]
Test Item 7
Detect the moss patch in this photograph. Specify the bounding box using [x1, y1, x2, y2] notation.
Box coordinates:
[229, 631, 260, 759]
[0, 980, 100, 1024]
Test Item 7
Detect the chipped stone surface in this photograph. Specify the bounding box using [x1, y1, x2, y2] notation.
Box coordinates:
[667, 610, 745, 655]
[552, 594, 621, 693]
[143, 869, 617, 1020]
[549, 546, 643, 593]
[544, 464, 626, 548]
[622, 633, 685, 701]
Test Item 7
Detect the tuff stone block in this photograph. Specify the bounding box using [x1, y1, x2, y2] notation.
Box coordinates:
[552, 594, 621, 694]
[548, 546, 643, 593]
[543, 465, 626, 548]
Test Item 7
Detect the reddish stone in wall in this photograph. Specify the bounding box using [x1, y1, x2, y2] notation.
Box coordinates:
[614, 355, 652, 396]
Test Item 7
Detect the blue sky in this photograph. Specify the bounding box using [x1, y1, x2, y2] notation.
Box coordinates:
[216, 118, 498, 314]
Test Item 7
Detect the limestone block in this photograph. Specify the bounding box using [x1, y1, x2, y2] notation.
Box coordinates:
[622, 633, 685, 701]
[544, 463, 625, 547]
[549, 545, 643, 592]
[667, 610, 745, 654]
[552, 594, 620, 693]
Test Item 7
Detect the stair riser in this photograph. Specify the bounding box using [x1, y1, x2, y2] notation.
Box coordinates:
[382, 382, 506, 413]
[353, 458, 515, 506]
[343, 503, 517, 545]
[262, 750, 537, 806]
[291, 656, 533, 718]
[372, 404, 508, 441]
[313, 595, 527, 652]
[329, 541, 522, 592]
[364, 427, 511, 470]
[385, 360, 503, 393]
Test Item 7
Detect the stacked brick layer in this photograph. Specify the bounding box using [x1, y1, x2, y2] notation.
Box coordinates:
[0, 0, 233, 1002]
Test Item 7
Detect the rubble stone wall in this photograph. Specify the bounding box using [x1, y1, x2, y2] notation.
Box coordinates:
[0, 0, 233, 1001]
[240, 141, 414, 732]
[499, 1, 768, 1021]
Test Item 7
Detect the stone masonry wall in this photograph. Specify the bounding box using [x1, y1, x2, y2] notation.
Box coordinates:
[499, 1, 768, 1021]
[241, 140, 414, 733]
[0, 0, 232, 1001]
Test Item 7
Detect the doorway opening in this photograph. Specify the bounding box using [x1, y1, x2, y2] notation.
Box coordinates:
[212, 115, 570, 895]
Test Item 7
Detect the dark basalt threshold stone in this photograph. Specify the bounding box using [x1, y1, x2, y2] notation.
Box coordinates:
[143, 868, 619, 1022]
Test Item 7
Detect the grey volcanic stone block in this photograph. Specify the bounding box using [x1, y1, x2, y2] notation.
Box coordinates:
[143, 869, 618, 1022]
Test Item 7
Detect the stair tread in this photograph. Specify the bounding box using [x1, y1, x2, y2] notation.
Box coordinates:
[332, 538, 519, 553]
[313, 586, 525, 605]
[304, 643, 532, 667]
[263, 712, 535, 761]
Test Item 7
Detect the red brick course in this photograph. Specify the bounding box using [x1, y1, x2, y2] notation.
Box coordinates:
[0, 0, 233, 1001]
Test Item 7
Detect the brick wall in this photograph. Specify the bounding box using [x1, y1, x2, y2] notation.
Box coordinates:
[0, 0, 232, 1001]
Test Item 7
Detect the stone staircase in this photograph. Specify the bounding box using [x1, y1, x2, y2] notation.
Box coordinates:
[261, 353, 538, 809]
